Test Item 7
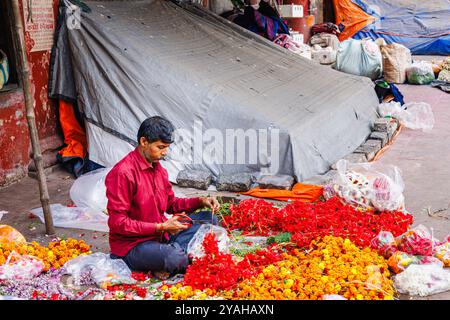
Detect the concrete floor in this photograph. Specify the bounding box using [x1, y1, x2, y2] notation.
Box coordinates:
[376, 84, 450, 300]
[377, 84, 450, 242]
[0, 83, 449, 300]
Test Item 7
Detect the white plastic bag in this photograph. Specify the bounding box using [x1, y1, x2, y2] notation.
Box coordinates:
[0, 251, 44, 281]
[378, 101, 434, 132]
[70, 168, 112, 213]
[273, 34, 312, 60]
[324, 159, 405, 212]
[64, 252, 135, 289]
[30, 204, 109, 232]
[187, 224, 231, 259]
[0, 296, 25, 300]
[394, 264, 450, 297]
[406, 61, 435, 84]
[334, 38, 382, 80]
[396, 224, 441, 257]
[322, 294, 347, 300]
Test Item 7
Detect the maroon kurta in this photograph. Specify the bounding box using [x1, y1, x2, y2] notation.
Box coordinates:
[105, 148, 201, 257]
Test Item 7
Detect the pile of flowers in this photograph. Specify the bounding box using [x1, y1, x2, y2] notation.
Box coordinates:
[0, 267, 77, 300]
[435, 241, 450, 267]
[0, 238, 92, 271]
[93, 283, 148, 300]
[222, 236, 395, 300]
[222, 197, 413, 248]
[183, 233, 281, 292]
[371, 227, 450, 273]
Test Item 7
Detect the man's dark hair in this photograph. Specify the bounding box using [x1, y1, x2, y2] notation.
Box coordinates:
[137, 116, 175, 144]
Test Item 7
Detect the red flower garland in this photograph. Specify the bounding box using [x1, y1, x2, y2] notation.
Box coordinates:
[106, 283, 147, 298]
[183, 233, 281, 291]
[222, 197, 413, 248]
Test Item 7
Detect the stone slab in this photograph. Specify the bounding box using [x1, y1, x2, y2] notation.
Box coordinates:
[176, 170, 212, 190]
[354, 139, 382, 161]
[370, 131, 389, 147]
[373, 118, 398, 133]
[216, 173, 254, 192]
[256, 174, 295, 190]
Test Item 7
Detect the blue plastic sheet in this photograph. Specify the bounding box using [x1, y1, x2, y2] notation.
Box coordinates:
[351, 0, 450, 55]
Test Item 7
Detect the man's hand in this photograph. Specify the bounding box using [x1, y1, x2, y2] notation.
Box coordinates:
[158, 215, 189, 235]
[199, 196, 220, 213]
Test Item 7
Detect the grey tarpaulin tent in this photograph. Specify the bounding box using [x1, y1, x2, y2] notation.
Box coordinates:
[49, 0, 379, 182]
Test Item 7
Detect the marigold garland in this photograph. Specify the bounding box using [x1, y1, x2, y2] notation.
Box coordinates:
[0, 239, 92, 271]
[165, 236, 395, 300]
[222, 236, 395, 300]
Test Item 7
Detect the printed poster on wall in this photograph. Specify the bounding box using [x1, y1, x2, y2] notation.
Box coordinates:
[22, 0, 55, 52]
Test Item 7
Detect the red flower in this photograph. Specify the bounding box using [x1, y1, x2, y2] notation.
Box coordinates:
[136, 288, 147, 298]
[50, 294, 60, 300]
[223, 197, 413, 249]
[183, 233, 281, 291]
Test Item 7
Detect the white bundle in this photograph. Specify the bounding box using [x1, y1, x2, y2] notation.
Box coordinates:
[394, 264, 450, 297]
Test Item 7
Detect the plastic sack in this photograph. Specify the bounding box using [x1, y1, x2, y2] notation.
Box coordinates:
[441, 57, 450, 71]
[0, 296, 25, 300]
[322, 294, 347, 300]
[396, 225, 440, 257]
[370, 231, 398, 258]
[0, 225, 26, 244]
[378, 101, 434, 132]
[273, 34, 311, 60]
[324, 159, 405, 212]
[394, 264, 450, 297]
[380, 43, 411, 84]
[70, 168, 112, 213]
[309, 33, 340, 50]
[438, 69, 450, 82]
[0, 251, 44, 281]
[311, 46, 337, 65]
[334, 39, 382, 80]
[187, 224, 231, 259]
[64, 252, 135, 289]
[30, 204, 108, 232]
[406, 61, 435, 85]
[387, 251, 443, 274]
[434, 241, 450, 267]
[387, 251, 419, 274]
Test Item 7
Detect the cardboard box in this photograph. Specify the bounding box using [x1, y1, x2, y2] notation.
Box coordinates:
[290, 32, 304, 44]
[279, 4, 303, 18]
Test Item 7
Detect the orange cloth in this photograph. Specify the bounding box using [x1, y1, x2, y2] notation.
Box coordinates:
[241, 182, 324, 203]
[58, 100, 87, 159]
[332, 0, 376, 41]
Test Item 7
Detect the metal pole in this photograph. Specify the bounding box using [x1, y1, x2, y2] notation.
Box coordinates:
[11, 0, 55, 235]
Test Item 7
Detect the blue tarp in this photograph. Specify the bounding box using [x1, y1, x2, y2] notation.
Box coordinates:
[351, 0, 450, 55]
